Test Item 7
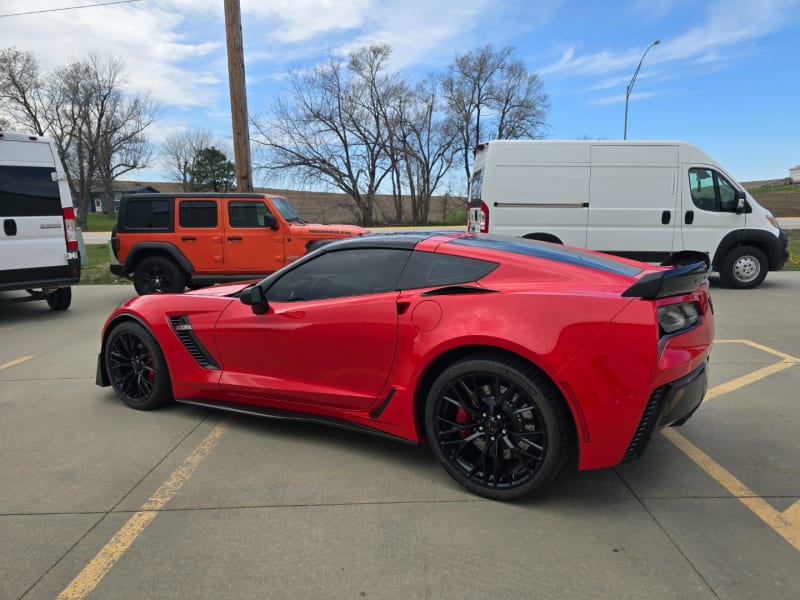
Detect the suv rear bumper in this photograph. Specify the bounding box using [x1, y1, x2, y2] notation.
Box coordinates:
[110, 263, 127, 276]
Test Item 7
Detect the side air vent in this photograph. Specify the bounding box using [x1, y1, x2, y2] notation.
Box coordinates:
[622, 386, 665, 462]
[168, 316, 220, 370]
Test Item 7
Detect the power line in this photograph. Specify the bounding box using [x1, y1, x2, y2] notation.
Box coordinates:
[0, 0, 146, 18]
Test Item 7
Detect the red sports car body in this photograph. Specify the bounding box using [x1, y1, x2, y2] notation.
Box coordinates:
[97, 232, 714, 499]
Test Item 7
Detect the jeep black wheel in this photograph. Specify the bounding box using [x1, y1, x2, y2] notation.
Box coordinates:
[425, 356, 570, 500]
[104, 321, 173, 410]
[134, 256, 186, 295]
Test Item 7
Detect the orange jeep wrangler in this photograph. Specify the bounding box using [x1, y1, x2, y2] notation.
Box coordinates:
[110, 193, 369, 294]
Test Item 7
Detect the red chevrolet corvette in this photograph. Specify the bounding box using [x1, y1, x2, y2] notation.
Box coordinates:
[97, 232, 714, 500]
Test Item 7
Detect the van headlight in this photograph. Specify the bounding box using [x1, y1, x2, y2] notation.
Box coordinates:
[765, 211, 780, 229]
[658, 302, 700, 335]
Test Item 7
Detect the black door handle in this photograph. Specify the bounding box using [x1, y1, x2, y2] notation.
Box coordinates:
[661, 211, 671, 225]
[227, 236, 243, 242]
[685, 211, 695, 225]
[181, 236, 197, 241]
[3, 219, 17, 236]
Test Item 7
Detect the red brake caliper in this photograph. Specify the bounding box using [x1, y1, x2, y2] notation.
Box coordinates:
[456, 407, 469, 438]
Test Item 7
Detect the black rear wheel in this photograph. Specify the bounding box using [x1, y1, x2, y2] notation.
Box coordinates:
[104, 321, 173, 410]
[425, 356, 570, 500]
[133, 256, 186, 295]
[46, 287, 72, 310]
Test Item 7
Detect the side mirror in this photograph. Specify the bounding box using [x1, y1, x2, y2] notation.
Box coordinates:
[734, 189, 747, 214]
[239, 285, 269, 315]
[264, 213, 279, 231]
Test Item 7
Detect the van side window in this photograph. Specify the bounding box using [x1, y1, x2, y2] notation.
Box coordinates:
[179, 200, 218, 228]
[688, 168, 737, 213]
[228, 201, 272, 228]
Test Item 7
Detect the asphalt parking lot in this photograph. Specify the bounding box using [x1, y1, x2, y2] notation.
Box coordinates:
[1, 274, 799, 600]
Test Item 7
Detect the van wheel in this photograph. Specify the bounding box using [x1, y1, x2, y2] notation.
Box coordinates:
[134, 257, 186, 295]
[46, 287, 72, 310]
[720, 246, 768, 289]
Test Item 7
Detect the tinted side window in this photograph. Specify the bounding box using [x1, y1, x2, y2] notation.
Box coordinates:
[179, 200, 218, 228]
[123, 199, 171, 229]
[0, 166, 61, 217]
[267, 249, 411, 301]
[228, 201, 272, 228]
[398, 251, 497, 290]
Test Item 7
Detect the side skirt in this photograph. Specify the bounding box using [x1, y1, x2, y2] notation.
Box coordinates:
[175, 398, 417, 445]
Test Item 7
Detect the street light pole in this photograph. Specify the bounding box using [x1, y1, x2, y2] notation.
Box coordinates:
[623, 39, 660, 140]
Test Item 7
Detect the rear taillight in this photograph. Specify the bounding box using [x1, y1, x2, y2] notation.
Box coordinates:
[478, 201, 489, 233]
[63, 207, 78, 251]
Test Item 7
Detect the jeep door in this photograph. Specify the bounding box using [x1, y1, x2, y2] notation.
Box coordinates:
[175, 198, 224, 273]
[224, 199, 285, 273]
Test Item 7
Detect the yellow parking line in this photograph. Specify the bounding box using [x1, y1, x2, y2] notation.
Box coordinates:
[716, 339, 800, 363]
[704, 361, 796, 402]
[0, 356, 34, 370]
[663, 428, 800, 552]
[57, 422, 229, 600]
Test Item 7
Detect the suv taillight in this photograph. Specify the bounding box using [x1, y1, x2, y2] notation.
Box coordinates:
[63, 207, 78, 251]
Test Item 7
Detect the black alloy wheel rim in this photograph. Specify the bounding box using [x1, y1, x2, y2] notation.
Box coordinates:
[108, 331, 156, 401]
[142, 266, 172, 293]
[434, 372, 548, 490]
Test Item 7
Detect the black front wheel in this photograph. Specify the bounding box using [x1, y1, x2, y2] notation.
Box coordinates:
[719, 246, 768, 289]
[425, 356, 570, 500]
[104, 321, 173, 410]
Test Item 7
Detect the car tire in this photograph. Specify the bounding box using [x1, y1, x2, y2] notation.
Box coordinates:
[104, 321, 173, 410]
[719, 246, 768, 289]
[46, 287, 72, 310]
[134, 256, 186, 295]
[424, 356, 570, 500]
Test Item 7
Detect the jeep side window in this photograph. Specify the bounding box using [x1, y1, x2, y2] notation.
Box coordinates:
[688, 168, 738, 213]
[124, 199, 170, 229]
[228, 201, 273, 228]
[179, 200, 218, 228]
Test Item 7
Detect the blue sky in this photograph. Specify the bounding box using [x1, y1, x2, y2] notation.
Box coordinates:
[2, 0, 799, 185]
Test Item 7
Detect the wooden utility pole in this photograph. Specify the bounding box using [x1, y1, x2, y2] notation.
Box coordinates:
[224, 0, 253, 192]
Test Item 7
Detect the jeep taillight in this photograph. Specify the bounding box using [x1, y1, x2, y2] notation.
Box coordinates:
[63, 207, 78, 251]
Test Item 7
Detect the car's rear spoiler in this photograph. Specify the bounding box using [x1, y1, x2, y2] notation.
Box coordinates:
[622, 261, 709, 299]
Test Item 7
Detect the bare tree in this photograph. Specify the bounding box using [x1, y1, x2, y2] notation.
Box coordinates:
[0, 49, 157, 227]
[162, 128, 218, 191]
[0, 47, 46, 135]
[252, 45, 399, 226]
[442, 45, 549, 184]
[394, 79, 459, 224]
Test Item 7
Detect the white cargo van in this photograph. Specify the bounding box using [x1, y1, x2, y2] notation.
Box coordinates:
[0, 131, 80, 309]
[467, 140, 789, 289]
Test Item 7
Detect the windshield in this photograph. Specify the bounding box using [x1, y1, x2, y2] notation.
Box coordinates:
[271, 197, 306, 223]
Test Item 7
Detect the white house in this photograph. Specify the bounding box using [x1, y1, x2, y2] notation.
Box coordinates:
[791, 164, 800, 183]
